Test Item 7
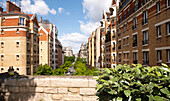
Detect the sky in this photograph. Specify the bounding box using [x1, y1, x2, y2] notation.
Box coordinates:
[1, 0, 112, 54]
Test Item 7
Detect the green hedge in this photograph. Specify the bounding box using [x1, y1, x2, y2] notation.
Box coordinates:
[95, 64, 170, 101]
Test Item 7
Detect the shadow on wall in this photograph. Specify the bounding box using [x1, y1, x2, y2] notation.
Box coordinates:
[0, 72, 36, 101]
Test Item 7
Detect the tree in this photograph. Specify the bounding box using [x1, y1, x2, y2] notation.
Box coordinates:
[53, 61, 73, 75]
[64, 56, 75, 63]
[34, 64, 53, 75]
[76, 57, 87, 64]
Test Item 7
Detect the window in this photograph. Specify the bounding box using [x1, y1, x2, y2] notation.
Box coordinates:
[1, 30, 4, 35]
[143, 31, 148, 45]
[16, 55, 19, 60]
[17, 29, 19, 34]
[41, 56, 42, 60]
[167, 23, 170, 35]
[41, 49, 42, 52]
[1, 42, 4, 48]
[16, 68, 19, 71]
[143, 51, 149, 65]
[127, 37, 129, 45]
[19, 18, 25, 25]
[124, 53, 126, 59]
[123, 38, 125, 46]
[133, 18, 137, 29]
[167, 50, 170, 62]
[1, 68, 4, 71]
[113, 54, 115, 62]
[16, 42, 19, 47]
[127, 53, 129, 60]
[167, 0, 170, 7]
[118, 40, 121, 50]
[124, 24, 125, 32]
[118, 28, 121, 36]
[134, 1, 138, 11]
[157, 50, 162, 61]
[145, 0, 148, 3]
[133, 35, 137, 47]
[156, 26, 161, 37]
[119, 54, 121, 63]
[157, 1, 161, 13]
[127, 22, 129, 30]
[143, 11, 148, 24]
[1, 55, 4, 61]
[133, 52, 138, 64]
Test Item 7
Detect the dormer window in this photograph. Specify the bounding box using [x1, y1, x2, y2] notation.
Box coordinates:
[19, 18, 25, 26]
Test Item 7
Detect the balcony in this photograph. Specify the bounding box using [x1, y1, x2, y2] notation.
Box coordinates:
[133, 40, 137, 47]
[142, 40, 148, 45]
[142, 19, 148, 25]
[133, 60, 138, 64]
[143, 61, 149, 66]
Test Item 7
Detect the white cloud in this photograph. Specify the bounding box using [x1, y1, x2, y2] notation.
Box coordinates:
[21, 0, 56, 15]
[66, 12, 70, 15]
[79, 0, 112, 35]
[79, 21, 99, 36]
[58, 7, 64, 13]
[59, 33, 88, 54]
[82, 0, 112, 22]
[49, 9, 56, 15]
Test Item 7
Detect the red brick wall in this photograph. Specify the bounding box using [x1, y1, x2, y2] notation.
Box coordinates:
[58, 47, 63, 67]
[7, 1, 21, 13]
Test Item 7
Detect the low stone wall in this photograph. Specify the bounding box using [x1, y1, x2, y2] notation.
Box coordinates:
[0, 76, 98, 101]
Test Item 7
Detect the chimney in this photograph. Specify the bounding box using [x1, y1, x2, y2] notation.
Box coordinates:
[7, 0, 21, 13]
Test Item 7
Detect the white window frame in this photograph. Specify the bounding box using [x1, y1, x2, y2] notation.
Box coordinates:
[133, 52, 138, 61]
[143, 11, 148, 24]
[127, 22, 129, 30]
[167, 23, 170, 35]
[19, 17, 25, 26]
[157, 1, 161, 13]
[167, 0, 170, 7]
[133, 18, 137, 28]
[143, 31, 148, 41]
[144, 51, 149, 62]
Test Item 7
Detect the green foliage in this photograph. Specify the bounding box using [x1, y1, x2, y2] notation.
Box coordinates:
[96, 64, 170, 101]
[76, 57, 87, 64]
[53, 61, 73, 75]
[74, 60, 98, 76]
[35, 64, 53, 75]
[64, 56, 75, 63]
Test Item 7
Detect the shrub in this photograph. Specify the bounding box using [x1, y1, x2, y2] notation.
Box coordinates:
[35, 64, 53, 75]
[64, 56, 75, 63]
[96, 64, 170, 101]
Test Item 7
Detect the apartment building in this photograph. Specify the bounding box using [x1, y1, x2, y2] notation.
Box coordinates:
[63, 47, 73, 57]
[39, 18, 63, 69]
[100, 0, 118, 68]
[88, 28, 101, 68]
[116, 0, 170, 66]
[0, 0, 39, 75]
[38, 19, 53, 67]
[77, 43, 88, 60]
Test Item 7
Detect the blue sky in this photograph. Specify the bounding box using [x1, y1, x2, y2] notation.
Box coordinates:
[2, 0, 112, 54]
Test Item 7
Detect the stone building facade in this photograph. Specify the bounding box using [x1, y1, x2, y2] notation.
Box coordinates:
[63, 47, 73, 57]
[0, 0, 39, 75]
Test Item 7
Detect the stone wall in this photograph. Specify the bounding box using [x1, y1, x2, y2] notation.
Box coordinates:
[0, 76, 98, 101]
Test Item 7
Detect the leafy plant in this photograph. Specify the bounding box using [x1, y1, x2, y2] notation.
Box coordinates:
[35, 64, 53, 75]
[96, 64, 170, 101]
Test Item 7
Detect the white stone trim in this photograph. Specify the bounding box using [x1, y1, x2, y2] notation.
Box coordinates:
[123, 35, 129, 39]
[123, 51, 130, 53]
[3, 28, 27, 31]
[142, 27, 149, 32]
[132, 32, 138, 35]
[123, 5, 130, 11]
[155, 18, 170, 26]
[118, 38, 121, 41]
[132, 50, 138, 52]
[118, 52, 122, 54]
[142, 49, 150, 51]
[147, 2, 156, 9]
[155, 46, 170, 50]
[136, 12, 142, 17]
[5, 16, 19, 19]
